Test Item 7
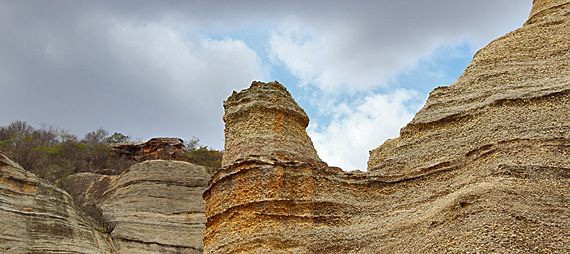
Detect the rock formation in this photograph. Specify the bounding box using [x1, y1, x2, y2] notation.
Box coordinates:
[0, 152, 116, 253]
[111, 137, 188, 162]
[2, 150, 210, 253]
[59, 172, 116, 209]
[368, 0, 570, 174]
[204, 0, 570, 252]
[99, 160, 210, 253]
[59, 160, 212, 253]
[221, 81, 325, 169]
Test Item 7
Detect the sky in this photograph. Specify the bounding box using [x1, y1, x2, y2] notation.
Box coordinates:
[0, 1, 532, 170]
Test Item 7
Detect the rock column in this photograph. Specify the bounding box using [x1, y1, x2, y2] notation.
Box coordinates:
[221, 81, 323, 168]
[204, 81, 334, 253]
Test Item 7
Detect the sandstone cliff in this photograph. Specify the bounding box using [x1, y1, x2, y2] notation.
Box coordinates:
[0, 152, 116, 253]
[204, 0, 570, 252]
[368, 0, 570, 174]
[2, 150, 210, 253]
[99, 160, 210, 253]
[58, 160, 212, 253]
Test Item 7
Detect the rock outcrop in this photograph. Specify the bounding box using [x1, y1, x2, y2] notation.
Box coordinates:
[0, 152, 115, 253]
[221, 81, 324, 168]
[2, 151, 210, 253]
[111, 137, 188, 162]
[58, 159, 211, 253]
[99, 160, 210, 253]
[204, 0, 570, 252]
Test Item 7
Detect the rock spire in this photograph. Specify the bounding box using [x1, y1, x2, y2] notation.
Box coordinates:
[222, 81, 324, 168]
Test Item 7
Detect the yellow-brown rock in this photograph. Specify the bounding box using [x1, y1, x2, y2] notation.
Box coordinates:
[204, 0, 570, 252]
[0, 152, 116, 253]
[111, 137, 188, 162]
[221, 81, 325, 168]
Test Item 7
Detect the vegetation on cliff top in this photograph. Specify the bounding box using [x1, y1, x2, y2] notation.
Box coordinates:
[0, 120, 222, 184]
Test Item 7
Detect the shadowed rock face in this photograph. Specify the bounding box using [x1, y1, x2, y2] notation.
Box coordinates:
[0, 152, 116, 253]
[204, 0, 570, 253]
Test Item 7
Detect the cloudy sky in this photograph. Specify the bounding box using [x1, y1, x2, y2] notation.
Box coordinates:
[0, 1, 532, 170]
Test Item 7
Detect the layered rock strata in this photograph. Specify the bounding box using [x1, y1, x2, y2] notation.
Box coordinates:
[99, 160, 210, 253]
[59, 172, 116, 209]
[204, 0, 570, 252]
[2, 152, 210, 253]
[0, 152, 115, 253]
[368, 0, 570, 174]
[221, 81, 324, 168]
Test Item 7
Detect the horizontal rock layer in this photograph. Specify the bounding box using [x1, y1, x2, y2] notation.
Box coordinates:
[206, 145, 570, 253]
[100, 160, 210, 253]
[2, 153, 211, 253]
[111, 137, 188, 163]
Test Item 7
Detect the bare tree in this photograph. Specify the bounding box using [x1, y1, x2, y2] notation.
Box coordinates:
[83, 127, 109, 145]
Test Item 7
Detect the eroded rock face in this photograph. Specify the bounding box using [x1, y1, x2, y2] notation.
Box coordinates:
[368, 0, 570, 174]
[100, 160, 210, 253]
[222, 81, 324, 168]
[59, 172, 116, 209]
[0, 152, 115, 253]
[2, 151, 210, 253]
[111, 137, 188, 162]
[204, 1, 570, 252]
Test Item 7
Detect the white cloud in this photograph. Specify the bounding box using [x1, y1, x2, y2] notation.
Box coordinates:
[108, 21, 268, 107]
[267, 1, 532, 95]
[268, 23, 407, 93]
[308, 89, 423, 170]
[101, 20, 269, 146]
[268, 1, 532, 170]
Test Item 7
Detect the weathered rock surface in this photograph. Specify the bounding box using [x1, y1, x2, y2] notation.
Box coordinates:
[2, 151, 210, 253]
[0, 152, 115, 253]
[111, 137, 188, 162]
[204, 1, 570, 252]
[59, 172, 116, 209]
[222, 81, 324, 168]
[100, 160, 210, 253]
[368, 0, 570, 174]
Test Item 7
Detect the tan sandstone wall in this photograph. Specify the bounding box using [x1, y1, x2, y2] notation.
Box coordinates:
[0, 152, 116, 253]
[99, 160, 210, 253]
[1, 152, 210, 253]
[204, 0, 570, 253]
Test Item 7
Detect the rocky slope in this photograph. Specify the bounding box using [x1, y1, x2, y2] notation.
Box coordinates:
[204, 0, 570, 252]
[0, 152, 116, 253]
